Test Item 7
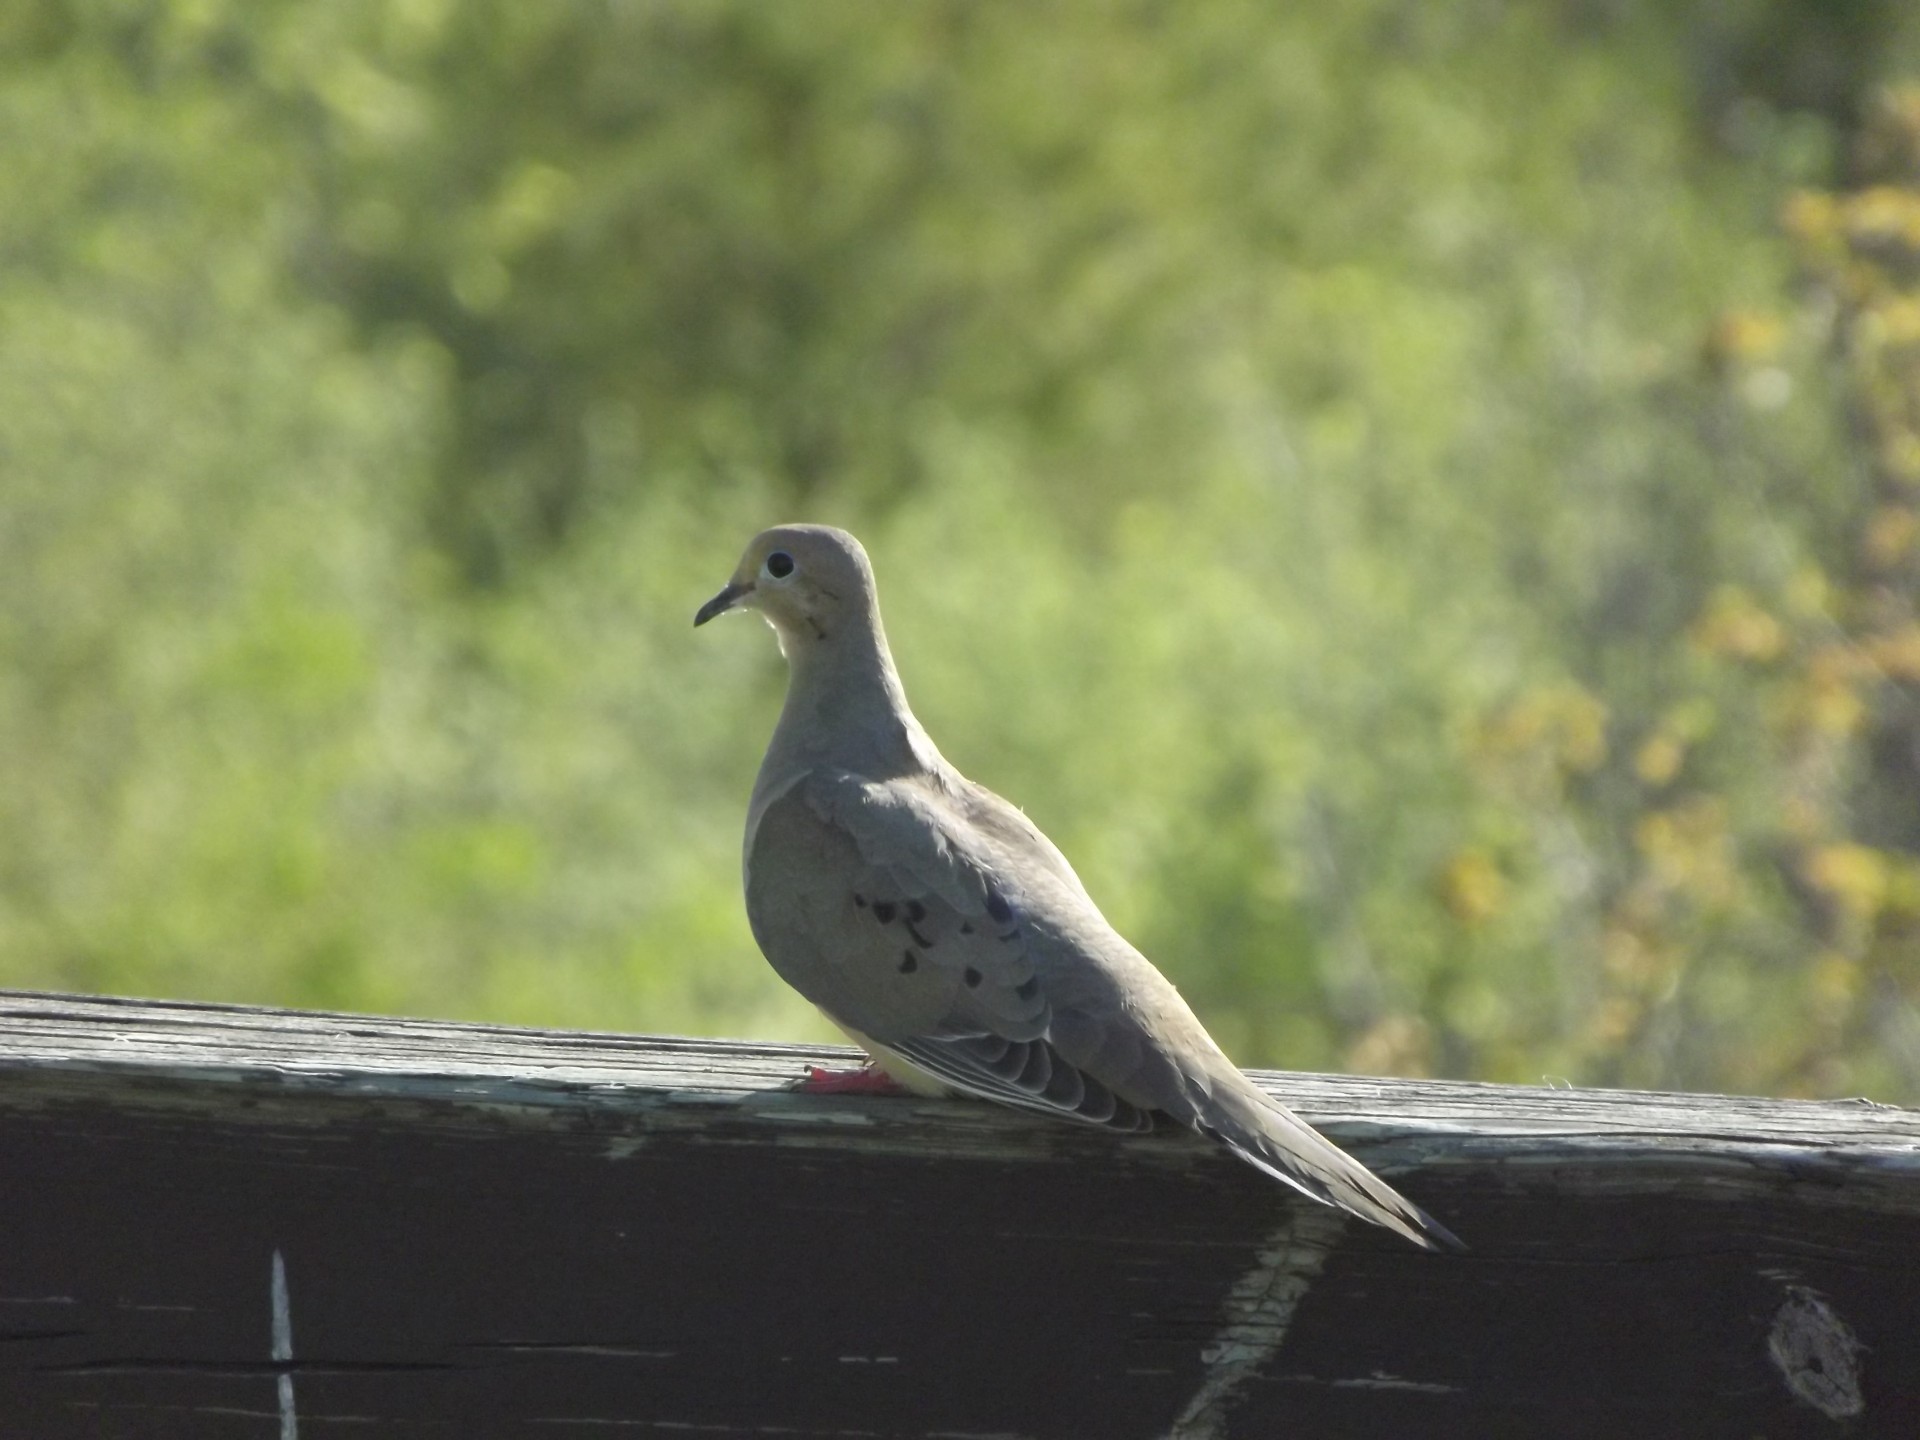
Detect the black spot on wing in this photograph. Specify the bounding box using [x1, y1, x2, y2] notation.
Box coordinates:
[984, 888, 1014, 925]
[862, 894, 931, 945]
[898, 951, 917, 974]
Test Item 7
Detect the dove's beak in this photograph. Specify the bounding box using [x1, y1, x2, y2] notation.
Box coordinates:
[694, 580, 754, 627]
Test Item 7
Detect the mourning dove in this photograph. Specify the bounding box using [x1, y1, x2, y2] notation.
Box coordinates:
[695, 524, 1460, 1251]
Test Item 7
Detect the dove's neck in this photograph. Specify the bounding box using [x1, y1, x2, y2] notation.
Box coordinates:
[755, 608, 942, 802]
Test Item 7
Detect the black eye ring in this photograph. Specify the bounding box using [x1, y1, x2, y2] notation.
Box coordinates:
[765, 551, 795, 579]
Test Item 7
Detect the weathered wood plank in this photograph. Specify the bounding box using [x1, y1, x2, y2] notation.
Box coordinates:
[0, 989, 1915, 1438]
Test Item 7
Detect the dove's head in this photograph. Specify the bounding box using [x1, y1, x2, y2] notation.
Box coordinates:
[694, 524, 879, 650]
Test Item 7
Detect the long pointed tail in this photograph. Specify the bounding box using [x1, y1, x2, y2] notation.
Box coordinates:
[1191, 1068, 1463, 1252]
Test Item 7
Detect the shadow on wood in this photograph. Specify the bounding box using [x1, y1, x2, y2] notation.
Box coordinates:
[0, 990, 1915, 1438]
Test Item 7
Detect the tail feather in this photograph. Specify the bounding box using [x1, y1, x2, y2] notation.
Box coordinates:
[1194, 1073, 1463, 1253]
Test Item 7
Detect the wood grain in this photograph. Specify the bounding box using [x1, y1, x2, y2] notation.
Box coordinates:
[1, 990, 1915, 1437]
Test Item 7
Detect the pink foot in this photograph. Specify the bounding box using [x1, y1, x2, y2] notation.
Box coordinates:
[794, 1063, 909, 1096]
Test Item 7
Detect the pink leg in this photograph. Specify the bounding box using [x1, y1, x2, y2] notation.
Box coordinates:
[793, 1062, 910, 1096]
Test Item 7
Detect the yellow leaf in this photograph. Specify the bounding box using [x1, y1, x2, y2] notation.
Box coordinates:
[1863, 504, 1919, 570]
[1703, 309, 1784, 367]
[1809, 951, 1863, 1012]
[1867, 624, 1920, 681]
[1439, 848, 1507, 927]
[1634, 734, 1684, 786]
[1803, 844, 1889, 919]
[1691, 586, 1785, 662]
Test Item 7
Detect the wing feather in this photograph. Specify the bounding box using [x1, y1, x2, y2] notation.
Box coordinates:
[885, 1033, 1154, 1133]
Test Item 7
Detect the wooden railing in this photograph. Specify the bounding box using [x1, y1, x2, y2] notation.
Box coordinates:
[0, 990, 1914, 1437]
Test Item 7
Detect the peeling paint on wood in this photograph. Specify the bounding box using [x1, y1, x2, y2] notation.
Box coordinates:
[1, 990, 1918, 1437]
[1166, 1208, 1343, 1439]
[1768, 1283, 1866, 1420]
[270, 1251, 296, 1440]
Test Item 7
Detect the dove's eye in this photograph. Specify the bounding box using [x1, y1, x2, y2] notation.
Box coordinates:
[763, 551, 795, 581]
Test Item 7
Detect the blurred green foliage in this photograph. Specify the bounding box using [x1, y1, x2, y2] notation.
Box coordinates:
[4, 1, 1920, 1099]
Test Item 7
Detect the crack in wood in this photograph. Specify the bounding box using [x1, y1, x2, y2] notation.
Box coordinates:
[38, 1360, 460, 1375]
[462, 1342, 679, 1359]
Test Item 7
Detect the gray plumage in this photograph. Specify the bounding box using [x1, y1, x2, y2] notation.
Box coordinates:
[696, 523, 1460, 1252]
